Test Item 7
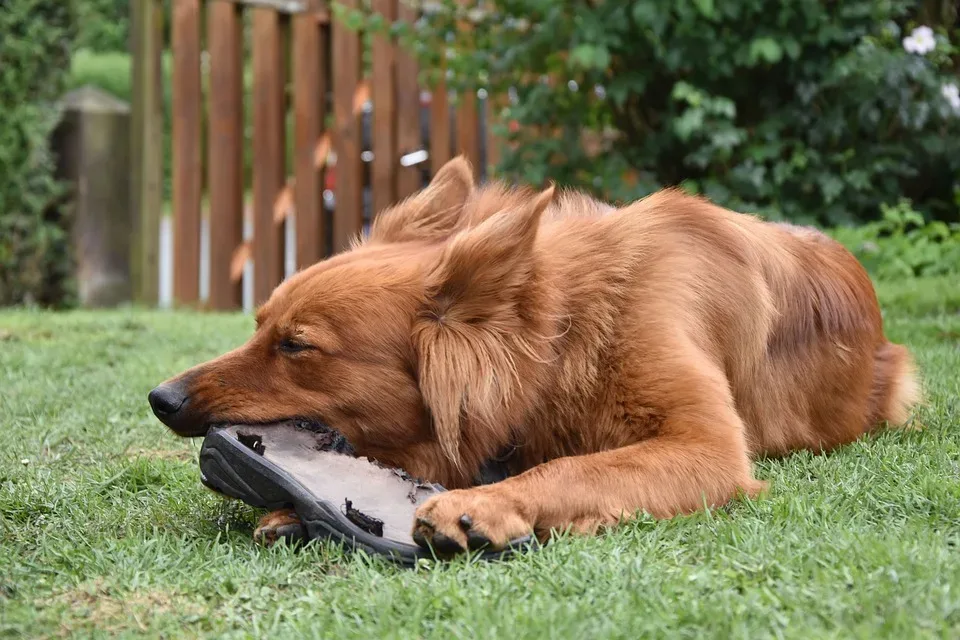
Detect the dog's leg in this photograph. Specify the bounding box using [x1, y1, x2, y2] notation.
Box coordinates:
[413, 424, 764, 552]
[254, 508, 305, 546]
[413, 358, 766, 553]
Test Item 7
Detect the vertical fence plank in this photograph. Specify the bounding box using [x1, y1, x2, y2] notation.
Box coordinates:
[130, 0, 163, 306]
[456, 89, 480, 178]
[252, 8, 287, 305]
[395, 0, 422, 198]
[172, 0, 202, 306]
[454, 0, 480, 178]
[429, 73, 451, 177]
[371, 0, 397, 218]
[207, 0, 243, 309]
[332, 0, 363, 253]
[485, 93, 503, 179]
[293, 4, 325, 270]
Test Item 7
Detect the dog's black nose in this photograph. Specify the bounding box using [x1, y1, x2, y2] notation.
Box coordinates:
[148, 383, 188, 419]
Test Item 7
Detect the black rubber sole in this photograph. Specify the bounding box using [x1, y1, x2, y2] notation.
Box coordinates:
[198, 428, 535, 566]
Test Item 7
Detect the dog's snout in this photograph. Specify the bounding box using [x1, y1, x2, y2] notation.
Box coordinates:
[148, 383, 188, 419]
[148, 377, 209, 437]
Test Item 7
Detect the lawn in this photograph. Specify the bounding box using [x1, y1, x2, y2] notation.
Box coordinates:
[1, 277, 958, 638]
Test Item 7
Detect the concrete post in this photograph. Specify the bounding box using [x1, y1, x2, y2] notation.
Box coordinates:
[53, 86, 133, 307]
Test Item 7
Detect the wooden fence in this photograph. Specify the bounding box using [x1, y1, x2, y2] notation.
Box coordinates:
[131, 0, 498, 310]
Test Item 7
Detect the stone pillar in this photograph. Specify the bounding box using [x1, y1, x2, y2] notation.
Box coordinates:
[53, 86, 133, 307]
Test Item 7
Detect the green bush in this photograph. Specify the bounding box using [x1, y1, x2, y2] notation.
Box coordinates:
[373, 0, 960, 226]
[0, 0, 77, 307]
[76, 0, 129, 52]
[831, 199, 960, 279]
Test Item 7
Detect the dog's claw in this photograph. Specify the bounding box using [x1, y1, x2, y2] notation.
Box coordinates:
[412, 529, 429, 549]
[458, 514, 473, 530]
[430, 531, 465, 555]
[466, 530, 491, 550]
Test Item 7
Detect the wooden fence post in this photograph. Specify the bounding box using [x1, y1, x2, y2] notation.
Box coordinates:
[332, 0, 363, 253]
[429, 71, 452, 176]
[172, 0, 203, 306]
[395, 0, 422, 199]
[251, 7, 287, 305]
[454, 0, 480, 177]
[130, 0, 164, 307]
[293, 0, 326, 270]
[207, 0, 245, 309]
[371, 0, 398, 218]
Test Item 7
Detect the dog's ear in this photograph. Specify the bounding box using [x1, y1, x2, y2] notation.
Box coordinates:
[413, 185, 555, 464]
[368, 156, 475, 244]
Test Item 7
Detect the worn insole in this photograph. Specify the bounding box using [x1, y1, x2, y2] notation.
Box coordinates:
[198, 421, 534, 564]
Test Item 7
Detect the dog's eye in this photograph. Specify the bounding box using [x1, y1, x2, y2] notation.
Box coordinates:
[278, 338, 313, 354]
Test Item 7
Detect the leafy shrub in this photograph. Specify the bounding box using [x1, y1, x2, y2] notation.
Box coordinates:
[831, 199, 960, 279]
[76, 0, 129, 52]
[370, 0, 960, 226]
[0, 0, 77, 307]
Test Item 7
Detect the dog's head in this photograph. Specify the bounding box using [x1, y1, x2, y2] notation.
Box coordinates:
[148, 158, 556, 487]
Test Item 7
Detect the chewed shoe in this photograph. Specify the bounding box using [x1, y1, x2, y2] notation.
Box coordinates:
[198, 421, 535, 565]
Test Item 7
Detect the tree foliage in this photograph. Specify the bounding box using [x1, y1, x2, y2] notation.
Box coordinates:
[0, 0, 77, 306]
[354, 0, 960, 225]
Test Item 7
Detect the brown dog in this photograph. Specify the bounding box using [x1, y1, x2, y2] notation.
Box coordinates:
[149, 156, 919, 553]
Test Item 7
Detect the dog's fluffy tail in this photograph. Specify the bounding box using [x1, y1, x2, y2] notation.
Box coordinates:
[872, 342, 922, 428]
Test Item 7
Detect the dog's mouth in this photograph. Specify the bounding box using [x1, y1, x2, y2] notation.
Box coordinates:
[202, 417, 335, 440]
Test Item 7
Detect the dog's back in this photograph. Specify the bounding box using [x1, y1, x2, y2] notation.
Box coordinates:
[536, 188, 920, 458]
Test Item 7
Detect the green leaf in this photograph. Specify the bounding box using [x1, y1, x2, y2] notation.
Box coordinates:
[748, 37, 783, 65]
[782, 38, 801, 60]
[673, 109, 705, 141]
[631, 1, 659, 25]
[569, 44, 610, 71]
[692, 0, 715, 19]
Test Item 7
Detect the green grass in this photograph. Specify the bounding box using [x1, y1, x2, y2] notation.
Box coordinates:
[1, 277, 959, 638]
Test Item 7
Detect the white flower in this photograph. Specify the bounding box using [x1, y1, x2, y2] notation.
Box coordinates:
[466, 7, 486, 23]
[942, 83, 960, 111]
[903, 25, 936, 55]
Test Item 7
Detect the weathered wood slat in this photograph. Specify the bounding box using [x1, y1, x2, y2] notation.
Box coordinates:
[457, 88, 481, 178]
[454, 0, 480, 178]
[395, 0, 422, 198]
[332, 0, 363, 253]
[172, 0, 203, 305]
[293, 9, 325, 270]
[485, 93, 503, 180]
[207, 0, 244, 309]
[130, 0, 164, 306]
[371, 0, 397, 219]
[429, 76, 451, 177]
[252, 8, 287, 305]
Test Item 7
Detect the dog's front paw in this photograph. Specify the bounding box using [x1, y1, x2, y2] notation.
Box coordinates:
[254, 508, 305, 547]
[412, 487, 534, 555]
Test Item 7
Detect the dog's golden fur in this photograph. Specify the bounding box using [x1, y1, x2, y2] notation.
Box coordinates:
[154, 157, 919, 552]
